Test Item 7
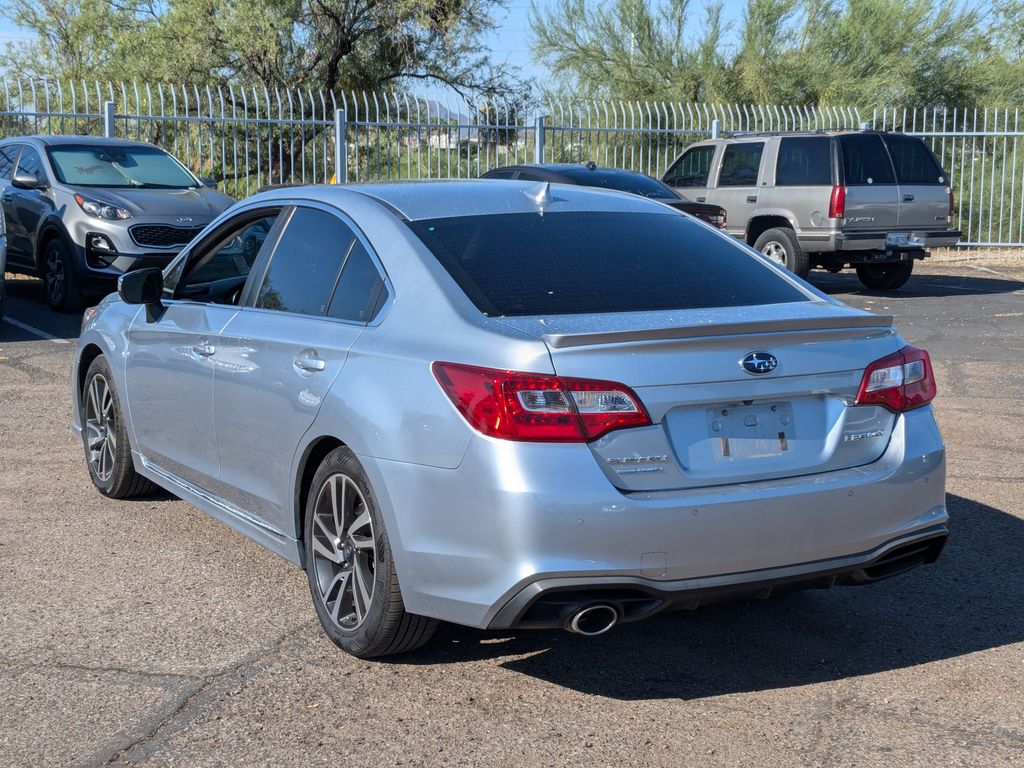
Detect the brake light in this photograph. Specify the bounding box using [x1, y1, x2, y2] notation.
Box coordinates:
[855, 346, 936, 413]
[704, 210, 726, 228]
[828, 185, 846, 219]
[432, 362, 651, 442]
[947, 187, 954, 220]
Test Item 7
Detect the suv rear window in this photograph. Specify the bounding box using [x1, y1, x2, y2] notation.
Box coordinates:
[838, 134, 895, 185]
[408, 212, 807, 317]
[775, 137, 832, 186]
[882, 133, 946, 184]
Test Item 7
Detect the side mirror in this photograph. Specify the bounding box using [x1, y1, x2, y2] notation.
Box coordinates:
[11, 171, 44, 190]
[200, 176, 218, 189]
[118, 267, 164, 310]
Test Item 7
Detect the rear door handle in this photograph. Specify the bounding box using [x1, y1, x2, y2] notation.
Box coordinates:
[696, 196, 706, 202]
[192, 341, 216, 357]
[294, 349, 326, 373]
[903, 194, 915, 202]
[746, 195, 758, 203]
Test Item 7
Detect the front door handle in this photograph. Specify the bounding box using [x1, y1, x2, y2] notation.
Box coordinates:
[746, 195, 758, 203]
[903, 194, 915, 202]
[696, 196, 707, 202]
[192, 342, 216, 357]
[294, 350, 326, 373]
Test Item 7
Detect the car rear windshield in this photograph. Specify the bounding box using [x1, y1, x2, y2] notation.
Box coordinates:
[882, 133, 946, 184]
[557, 168, 676, 200]
[47, 144, 197, 189]
[408, 211, 807, 317]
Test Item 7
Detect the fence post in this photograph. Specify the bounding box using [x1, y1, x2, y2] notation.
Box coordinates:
[334, 108, 347, 184]
[103, 100, 115, 138]
[710, 118, 720, 139]
[534, 115, 546, 164]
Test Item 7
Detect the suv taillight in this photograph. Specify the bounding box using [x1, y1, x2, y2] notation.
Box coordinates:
[432, 362, 651, 442]
[828, 185, 846, 219]
[706, 210, 726, 228]
[855, 345, 936, 413]
[948, 187, 954, 220]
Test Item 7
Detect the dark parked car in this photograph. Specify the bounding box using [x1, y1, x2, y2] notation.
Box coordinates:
[481, 163, 727, 227]
[0, 136, 233, 312]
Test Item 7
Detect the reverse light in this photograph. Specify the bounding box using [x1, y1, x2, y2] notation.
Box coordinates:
[855, 345, 936, 412]
[74, 194, 131, 220]
[432, 362, 651, 442]
[828, 185, 846, 219]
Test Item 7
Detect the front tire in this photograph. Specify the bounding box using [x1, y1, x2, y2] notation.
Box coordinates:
[82, 355, 156, 498]
[856, 261, 914, 291]
[754, 227, 810, 278]
[304, 447, 437, 658]
[43, 238, 84, 313]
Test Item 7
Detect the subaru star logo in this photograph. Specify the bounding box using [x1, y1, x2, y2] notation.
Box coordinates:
[176, 216, 193, 224]
[741, 351, 778, 375]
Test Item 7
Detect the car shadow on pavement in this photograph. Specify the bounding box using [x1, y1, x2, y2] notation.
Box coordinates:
[808, 270, 1024, 298]
[2, 276, 87, 341]
[396, 493, 1023, 701]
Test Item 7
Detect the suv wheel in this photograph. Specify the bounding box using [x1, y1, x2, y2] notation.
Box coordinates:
[305, 447, 437, 658]
[43, 239, 85, 313]
[754, 228, 810, 278]
[856, 261, 914, 291]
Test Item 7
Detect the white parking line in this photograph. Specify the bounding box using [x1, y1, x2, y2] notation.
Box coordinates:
[2, 317, 70, 344]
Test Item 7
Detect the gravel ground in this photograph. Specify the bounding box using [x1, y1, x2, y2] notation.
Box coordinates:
[1, 263, 1023, 767]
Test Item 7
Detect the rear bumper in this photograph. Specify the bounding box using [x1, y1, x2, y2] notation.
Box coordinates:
[799, 230, 961, 254]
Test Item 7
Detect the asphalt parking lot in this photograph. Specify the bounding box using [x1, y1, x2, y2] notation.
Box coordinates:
[2, 263, 1023, 767]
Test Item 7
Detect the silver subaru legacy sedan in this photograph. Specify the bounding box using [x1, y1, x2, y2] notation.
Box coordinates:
[72, 181, 947, 658]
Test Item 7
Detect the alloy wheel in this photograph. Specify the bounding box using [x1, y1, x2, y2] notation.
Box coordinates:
[45, 247, 66, 304]
[84, 373, 116, 482]
[311, 474, 376, 630]
[760, 240, 787, 267]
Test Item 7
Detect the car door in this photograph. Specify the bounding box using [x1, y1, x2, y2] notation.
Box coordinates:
[661, 143, 717, 203]
[0, 144, 44, 269]
[704, 141, 765, 239]
[0, 144, 23, 263]
[211, 204, 387, 533]
[124, 207, 284, 490]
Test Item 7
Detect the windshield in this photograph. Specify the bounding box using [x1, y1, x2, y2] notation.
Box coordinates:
[408, 211, 807, 317]
[560, 168, 677, 200]
[47, 144, 197, 189]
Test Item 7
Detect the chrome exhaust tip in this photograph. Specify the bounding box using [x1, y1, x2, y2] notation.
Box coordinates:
[566, 604, 619, 636]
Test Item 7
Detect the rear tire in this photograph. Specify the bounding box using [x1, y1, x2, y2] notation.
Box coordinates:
[754, 227, 810, 278]
[82, 355, 157, 498]
[305, 447, 437, 658]
[856, 261, 914, 291]
[43, 238, 84, 313]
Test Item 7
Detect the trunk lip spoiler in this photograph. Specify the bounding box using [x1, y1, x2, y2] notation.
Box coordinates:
[541, 313, 895, 349]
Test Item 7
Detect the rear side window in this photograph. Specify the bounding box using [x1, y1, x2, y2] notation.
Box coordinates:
[882, 134, 946, 184]
[559, 168, 676, 200]
[663, 145, 715, 187]
[718, 142, 764, 187]
[775, 137, 832, 186]
[483, 170, 516, 179]
[838, 134, 895, 185]
[255, 207, 356, 316]
[0, 145, 20, 179]
[327, 241, 385, 322]
[408, 211, 807, 317]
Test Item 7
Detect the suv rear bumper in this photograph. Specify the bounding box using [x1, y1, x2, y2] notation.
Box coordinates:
[800, 229, 961, 254]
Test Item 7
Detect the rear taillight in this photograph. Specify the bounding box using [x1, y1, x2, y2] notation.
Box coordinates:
[828, 185, 846, 219]
[705, 210, 726, 228]
[947, 187, 954, 220]
[432, 362, 651, 442]
[855, 345, 936, 413]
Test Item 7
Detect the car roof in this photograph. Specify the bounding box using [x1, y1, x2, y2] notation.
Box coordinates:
[252, 180, 675, 221]
[0, 135, 159, 149]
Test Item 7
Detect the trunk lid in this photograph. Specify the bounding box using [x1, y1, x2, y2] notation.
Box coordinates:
[497, 301, 901, 492]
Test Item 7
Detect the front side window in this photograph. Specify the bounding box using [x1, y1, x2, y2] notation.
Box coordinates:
[47, 144, 197, 189]
[717, 142, 764, 187]
[882, 133, 946, 184]
[775, 137, 832, 186]
[254, 207, 357, 316]
[838, 134, 895, 185]
[663, 146, 715, 187]
[408, 211, 807, 317]
[16, 146, 46, 181]
[0, 144, 21, 179]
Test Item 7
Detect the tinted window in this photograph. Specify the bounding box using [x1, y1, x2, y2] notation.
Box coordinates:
[775, 137, 832, 186]
[179, 214, 279, 296]
[717, 142, 763, 186]
[882, 133, 945, 184]
[408, 212, 806, 317]
[483, 170, 515, 179]
[560, 168, 676, 200]
[255, 207, 356, 315]
[328, 242, 385, 322]
[515, 170, 545, 181]
[663, 146, 715, 187]
[16, 146, 45, 181]
[0, 144, 20, 179]
[839, 134, 895, 185]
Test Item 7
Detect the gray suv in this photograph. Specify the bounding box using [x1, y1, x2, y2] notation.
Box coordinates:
[0, 136, 233, 311]
[663, 131, 961, 290]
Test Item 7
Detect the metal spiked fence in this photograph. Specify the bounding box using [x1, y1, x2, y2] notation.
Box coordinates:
[0, 79, 1022, 250]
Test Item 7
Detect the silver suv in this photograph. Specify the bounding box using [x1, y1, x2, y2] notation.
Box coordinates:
[663, 131, 961, 290]
[0, 136, 232, 311]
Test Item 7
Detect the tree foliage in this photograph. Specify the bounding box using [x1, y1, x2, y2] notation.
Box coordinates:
[532, 0, 1024, 108]
[1, 0, 518, 97]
